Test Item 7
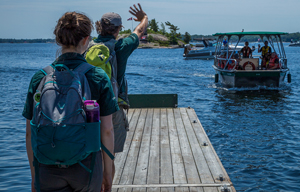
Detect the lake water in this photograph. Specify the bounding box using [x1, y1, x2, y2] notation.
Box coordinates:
[0, 43, 299, 191]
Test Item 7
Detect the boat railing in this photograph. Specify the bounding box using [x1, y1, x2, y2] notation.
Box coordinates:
[279, 58, 287, 69]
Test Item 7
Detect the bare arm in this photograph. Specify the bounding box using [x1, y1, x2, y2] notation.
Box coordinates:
[258, 44, 261, 53]
[26, 119, 36, 192]
[100, 115, 114, 192]
[129, 3, 148, 39]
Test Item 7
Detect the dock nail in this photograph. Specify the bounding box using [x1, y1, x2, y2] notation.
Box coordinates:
[203, 142, 208, 146]
[188, 106, 191, 109]
[219, 174, 224, 181]
[221, 185, 230, 192]
[193, 120, 197, 123]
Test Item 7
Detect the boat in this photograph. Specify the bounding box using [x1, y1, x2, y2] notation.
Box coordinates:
[183, 38, 244, 60]
[289, 42, 300, 46]
[212, 31, 291, 88]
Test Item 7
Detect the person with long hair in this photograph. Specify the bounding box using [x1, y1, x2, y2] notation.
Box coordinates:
[23, 11, 118, 191]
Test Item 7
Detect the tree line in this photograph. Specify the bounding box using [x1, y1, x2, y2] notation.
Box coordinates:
[2, 26, 299, 44]
[0, 39, 55, 43]
[120, 18, 191, 45]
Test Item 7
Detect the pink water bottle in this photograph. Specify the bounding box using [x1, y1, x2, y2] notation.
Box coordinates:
[84, 100, 100, 122]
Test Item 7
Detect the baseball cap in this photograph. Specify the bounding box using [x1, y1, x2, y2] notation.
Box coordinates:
[101, 12, 123, 27]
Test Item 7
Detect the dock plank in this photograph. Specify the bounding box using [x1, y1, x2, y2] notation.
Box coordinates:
[160, 109, 174, 192]
[174, 108, 202, 192]
[167, 109, 189, 192]
[133, 109, 154, 192]
[113, 109, 141, 184]
[186, 108, 234, 192]
[180, 108, 217, 192]
[147, 109, 161, 192]
[118, 109, 148, 192]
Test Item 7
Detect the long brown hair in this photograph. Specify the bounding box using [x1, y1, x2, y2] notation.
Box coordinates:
[54, 12, 93, 48]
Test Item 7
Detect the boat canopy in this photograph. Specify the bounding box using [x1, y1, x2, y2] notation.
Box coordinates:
[213, 32, 288, 36]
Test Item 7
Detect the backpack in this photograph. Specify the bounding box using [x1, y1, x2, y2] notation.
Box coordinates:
[31, 63, 116, 191]
[85, 39, 119, 99]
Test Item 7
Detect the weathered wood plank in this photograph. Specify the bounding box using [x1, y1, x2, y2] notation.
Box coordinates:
[160, 108, 174, 192]
[167, 109, 189, 192]
[118, 109, 148, 192]
[127, 108, 135, 123]
[173, 108, 201, 192]
[112, 183, 231, 188]
[113, 109, 142, 185]
[133, 109, 154, 192]
[186, 108, 229, 185]
[113, 108, 235, 192]
[147, 108, 161, 192]
[180, 108, 217, 192]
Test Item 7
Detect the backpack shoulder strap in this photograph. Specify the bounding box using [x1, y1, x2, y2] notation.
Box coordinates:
[41, 65, 54, 75]
[74, 62, 95, 74]
[104, 39, 117, 53]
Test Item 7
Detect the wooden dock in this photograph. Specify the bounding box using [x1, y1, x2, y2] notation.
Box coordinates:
[112, 108, 235, 192]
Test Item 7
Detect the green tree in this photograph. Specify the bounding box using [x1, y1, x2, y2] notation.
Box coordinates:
[165, 21, 180, 44]
[148, 35, 154, 43]
[119, 29, 131, 34]
[183, 32, 191, 44]
[148, 19, 159, 32]
[160, 22, 166, 35]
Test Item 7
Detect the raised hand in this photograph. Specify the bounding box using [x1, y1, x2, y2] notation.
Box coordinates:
[129, 3, 147, 22]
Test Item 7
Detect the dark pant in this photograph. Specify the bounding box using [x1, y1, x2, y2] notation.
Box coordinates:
[35, 151, 103, 192]
[112, 106, 128, 153]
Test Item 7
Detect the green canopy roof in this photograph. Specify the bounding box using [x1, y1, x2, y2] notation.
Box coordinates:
[213, 31, 288, 36]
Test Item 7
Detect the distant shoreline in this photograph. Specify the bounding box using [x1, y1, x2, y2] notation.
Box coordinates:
[0, 39, 55, 43]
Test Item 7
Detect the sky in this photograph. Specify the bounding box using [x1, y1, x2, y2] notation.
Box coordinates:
[0, 0, 299, 39]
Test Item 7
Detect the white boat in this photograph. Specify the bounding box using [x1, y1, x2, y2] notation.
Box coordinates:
[183, 38, 244, 60]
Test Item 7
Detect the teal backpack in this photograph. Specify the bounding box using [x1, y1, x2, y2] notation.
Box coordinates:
[31, 63, 114, 191]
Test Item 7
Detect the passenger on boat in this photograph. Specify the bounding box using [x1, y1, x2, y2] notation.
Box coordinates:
[239, 41, 252, 58]
[218, 52, 227, 69]
[184, 44, 191, 55]
[261, 53, 271, 69]
[258, 41, 272, 68]
[227, 59, 235, 70]
[223, 38, 228, 47]
[268, 52, 280, 69]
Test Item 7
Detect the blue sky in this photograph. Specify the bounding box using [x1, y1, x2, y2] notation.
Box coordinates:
[0, 0, 299, 39]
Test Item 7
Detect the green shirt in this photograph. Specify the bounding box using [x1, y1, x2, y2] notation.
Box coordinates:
[94, 33, 139, 94]
[22, 52, 119, 120]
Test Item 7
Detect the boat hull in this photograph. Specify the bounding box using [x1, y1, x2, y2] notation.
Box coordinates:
[213, 66, 288, 88]
[184, 50, 215, 60]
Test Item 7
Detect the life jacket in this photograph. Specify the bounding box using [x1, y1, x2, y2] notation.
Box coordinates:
[261, 46, 270, 57]
[227, 63, 234, 70]
[218, 59, 225, 69]
[242, 47, 251, 58]
[269, 55, 279, 68]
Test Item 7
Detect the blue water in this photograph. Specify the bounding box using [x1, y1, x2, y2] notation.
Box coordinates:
[0, 43, 299, 191]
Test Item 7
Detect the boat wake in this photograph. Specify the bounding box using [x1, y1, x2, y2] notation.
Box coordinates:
[212, 83, 291, 92]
